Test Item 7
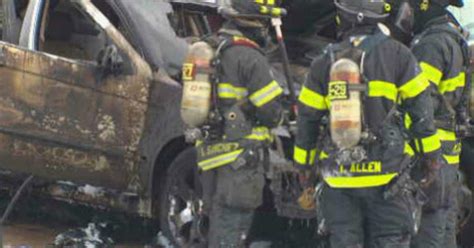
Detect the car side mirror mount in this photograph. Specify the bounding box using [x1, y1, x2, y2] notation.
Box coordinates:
[97, 44, 124, 76]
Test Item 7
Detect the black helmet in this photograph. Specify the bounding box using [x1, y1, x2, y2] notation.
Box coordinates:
[414, 0, 464, 10]
[334, 0, 392, 25]
[219, 0, 287, 20]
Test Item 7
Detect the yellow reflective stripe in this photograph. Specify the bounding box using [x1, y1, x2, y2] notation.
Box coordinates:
[245, 127, 273, 141]
[368, 81, 398, 102]
[444, 154, 460, 165]
[255, 0, 264, 3]
[298, 86, 328, 110]
[198, 149, 244, 171]
[260, 6, 269, 14]
[399, 73, 430, 100]
[294, 146, 309, 165]
[420, 62, 443, 86]
[294, 146, 326, 165]
[437, 129, 457, 141]
[325, 173, 398, 188]
[415, 133, 441, 153]
[249, 80, 283, 107]
[439, 72, 465, 94]
[404, 113, 412, 129]
[404, 142, 415, 156]
[267, 0, 275, 5]
[308, 148, 317, 165]
[218, 83, 248, 99]
[320, 151, 329, 160]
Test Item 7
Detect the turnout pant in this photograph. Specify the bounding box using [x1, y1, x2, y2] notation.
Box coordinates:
[411, 164, 460, 248]
[202, 160, 266, 247]
[320, 185, 421, 248]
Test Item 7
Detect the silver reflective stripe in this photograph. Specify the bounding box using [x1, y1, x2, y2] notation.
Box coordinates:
[249, 80, 283, 107]
[198, 149, 244, 171]
[218, 83, 248, 99]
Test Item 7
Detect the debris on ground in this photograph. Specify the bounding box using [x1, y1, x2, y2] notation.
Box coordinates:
[53, 223, 114, 248]
[150, 232, 174, 248]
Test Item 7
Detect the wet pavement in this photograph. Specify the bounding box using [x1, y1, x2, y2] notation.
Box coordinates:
[3, 223, 148, 247]
[2, 224, 59, 247]
[1, 222, 145, 247]
[0, 191, 157, 247]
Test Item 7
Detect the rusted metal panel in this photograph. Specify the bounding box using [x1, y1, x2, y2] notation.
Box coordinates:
[0, 41, 150, 190]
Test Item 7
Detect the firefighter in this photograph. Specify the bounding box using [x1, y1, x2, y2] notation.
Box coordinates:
[181, 0, 286, 246]
[408, 0, 470, 247]
[293, 0, 442, 247]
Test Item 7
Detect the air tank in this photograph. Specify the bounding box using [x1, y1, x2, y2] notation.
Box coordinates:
[329, 58, 362, 149]
[181, 41, 214, 127]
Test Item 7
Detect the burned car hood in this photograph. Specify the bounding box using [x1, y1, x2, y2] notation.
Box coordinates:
[108, 0, 188, 76]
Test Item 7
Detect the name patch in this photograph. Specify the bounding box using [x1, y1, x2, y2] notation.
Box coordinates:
[339, 161, 382, 173]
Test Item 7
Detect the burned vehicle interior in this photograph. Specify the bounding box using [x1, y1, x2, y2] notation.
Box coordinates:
[41, 1, 108, 61]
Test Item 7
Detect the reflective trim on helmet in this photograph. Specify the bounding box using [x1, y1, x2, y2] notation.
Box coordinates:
[218, 83, 249, 99]
[259, 6, 283, 17]
[324, 173, 398, 188]
[437, 129, 457, 141]
[255, 0, 275, 6]
[198, 149, 244, 171]
[415, 133, 441, 153]
[298, 86, 328, 110]
[420, 0, 430, 11]
[439, 72, 465, 94]
[249, 80, 284, 107]
[368, 80, 398, 102]
[444, 154, 460, 165]
[245, 126, 273, 141]
[420, 62, 443, 86]
[399, 73, 430, 100]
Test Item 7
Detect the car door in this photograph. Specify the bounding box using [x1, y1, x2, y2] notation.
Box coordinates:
[0, 0, 152, 190]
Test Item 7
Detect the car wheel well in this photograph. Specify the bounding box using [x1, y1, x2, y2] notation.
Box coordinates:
[150, 136, 190, 212]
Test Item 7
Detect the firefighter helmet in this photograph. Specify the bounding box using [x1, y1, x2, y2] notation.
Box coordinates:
[334, 0, 391, 25]
[413, 0, 464, 10]
[219, 0, 287, 22]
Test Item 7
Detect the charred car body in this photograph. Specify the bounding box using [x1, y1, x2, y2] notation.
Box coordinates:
[0, 0, 190, 216]
[0, 0, 473, 246]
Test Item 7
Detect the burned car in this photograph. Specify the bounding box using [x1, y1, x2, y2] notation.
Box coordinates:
[0, 0, 190, 223]
[0, 0, 473, 246]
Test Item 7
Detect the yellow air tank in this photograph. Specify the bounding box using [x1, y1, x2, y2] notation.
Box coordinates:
[181, 41, 214, 127]
[329, 58, 362, 149]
